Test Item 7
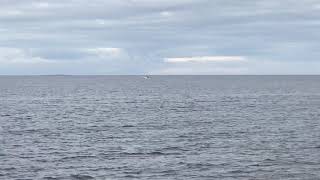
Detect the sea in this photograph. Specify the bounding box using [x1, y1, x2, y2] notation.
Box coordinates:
[1, 75, 320, 180]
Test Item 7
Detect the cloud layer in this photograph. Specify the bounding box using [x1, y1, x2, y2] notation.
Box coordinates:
[164, 56, 247, 63]
[0, 0, 320, 74]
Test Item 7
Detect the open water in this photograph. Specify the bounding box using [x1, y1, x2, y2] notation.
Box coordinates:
[1, 76, 320, 179]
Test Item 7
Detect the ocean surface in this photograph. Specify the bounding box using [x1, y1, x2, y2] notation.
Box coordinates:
[1, 75, 320, 180]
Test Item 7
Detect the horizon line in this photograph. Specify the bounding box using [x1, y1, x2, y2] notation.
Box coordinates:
[0, 74, 320, 76]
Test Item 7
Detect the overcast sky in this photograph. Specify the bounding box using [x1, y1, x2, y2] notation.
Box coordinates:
[0, 0, 319, 75]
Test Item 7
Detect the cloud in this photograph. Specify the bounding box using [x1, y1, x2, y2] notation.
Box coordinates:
[0, 47, 54, 64]
[0, 0, 320, 74]
[164, 56, 247, 63]
[153, 58, 320, 75]
[152, 55, 249, 75]
[0, 46, 126, 64]
[31, 2, 50, 9]
[86, 48, 123, 58]
[127, 0, 201, 8]
[153, 67, 248, 75]
[160, 11, 174, 17]
[0, 47, 138, 75]
[0, 10, 23, 17]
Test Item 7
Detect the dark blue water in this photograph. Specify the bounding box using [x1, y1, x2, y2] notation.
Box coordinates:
[1, 76, 320, 180]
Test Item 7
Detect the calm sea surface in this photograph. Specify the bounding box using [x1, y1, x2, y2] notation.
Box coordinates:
[1, 76, 320, 180]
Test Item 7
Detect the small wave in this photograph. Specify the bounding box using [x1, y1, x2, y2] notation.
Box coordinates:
[177, 135, 189, 138]
[0, 167, 16, 171]
[120, 151, 180, 156]
[124, 170, 142, 175]
[169, 108, 190, 112]
[121, 125, 135, 128]
[124, 101, 138, 104]
[249, 163, 262, 167]
[229, 170, 247, 174]
[160, 146, 186, 151]
[8, 128, 50, 135]
[60, 155, 96, 161]
[159, 169, 177, 175]
[70, 174, 94, 180]
[185, 163, 215, 171]
[263, 158, 276, 162]
[25, 116, 32, 120]
[120, 152, 145, 156]
[195, 100, 216, 103]
[42, 177, 60, 180]
[149, 151, 165, 155]
[19, 155, 34, 159]
[123, 175, 138, 178]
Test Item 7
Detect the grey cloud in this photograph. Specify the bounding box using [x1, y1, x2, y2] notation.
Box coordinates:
[0, 0, 320, 74]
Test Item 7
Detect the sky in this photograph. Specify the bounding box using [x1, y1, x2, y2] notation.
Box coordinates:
[0, 0, 320, 75]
